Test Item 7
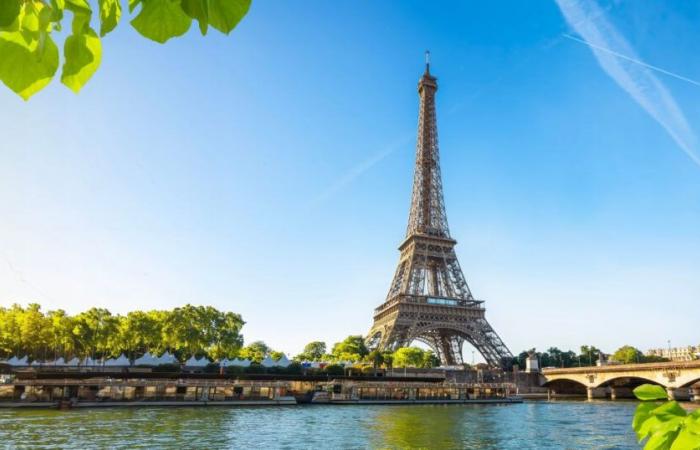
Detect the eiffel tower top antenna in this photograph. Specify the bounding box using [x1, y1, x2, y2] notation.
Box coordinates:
[425, 50, 430, 73]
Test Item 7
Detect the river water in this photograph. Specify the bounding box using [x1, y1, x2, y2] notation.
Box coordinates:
[0, 401, 639, 449]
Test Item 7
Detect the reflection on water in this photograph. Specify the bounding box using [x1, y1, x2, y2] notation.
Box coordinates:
[0, 402, 639, 449]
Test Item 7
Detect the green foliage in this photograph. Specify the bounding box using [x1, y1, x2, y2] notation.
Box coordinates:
[323, 364, 345, 376]
[0, 303, 244, 362]
[0, 0, 251, 99]
[613, 345, 645, 364]
[238, 341, 270, 363]
[330, 335, 369, 362]
[392, 347, 440, 368]
[392, 347, 424, 368]
[632, 384, 700, 449]
[295, 341, 326, 361]
[634, 385, 668, 401]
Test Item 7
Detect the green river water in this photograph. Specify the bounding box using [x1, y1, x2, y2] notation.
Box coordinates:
[0, 401, 640, 449]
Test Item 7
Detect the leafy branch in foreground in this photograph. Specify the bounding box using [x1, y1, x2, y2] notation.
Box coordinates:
[0, 0, 251, 100]
[632, 384, 700, 449]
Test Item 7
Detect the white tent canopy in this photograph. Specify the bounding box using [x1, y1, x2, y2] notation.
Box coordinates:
[275, 354, 291, 368]
[7, 356, 28, 366]
[65, 357, 80, 367]
[185, 356, 210, 367]
[156, 351, 177, 365]
[81, 357, 100, 367]
[228, 358, 251, 367]
[261, 356, 276, 368]
[134, 352, 158, 366]
[104, 354, 130, 367]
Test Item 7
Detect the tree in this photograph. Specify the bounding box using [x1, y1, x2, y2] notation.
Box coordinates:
[382, 350, 394, 369]
[0, 0, 251, 100]
[46, 309, 78, 359]
[269, 351, 285, 361]
[392, 347, 424, 368]
[612, 345, 644, 364]
[17, 303, 52, 360]
[207, 311, 245, 361]
[580, 345, 603, 366]
[420, 350, 440, 369]
[296, 341, 326, 361]
[239, 341, 270, 363]
[72, 307, 123, 358]
[0, 303, 246, 362]
[330, 336, 369, 362]
[117, 311, 161, 360]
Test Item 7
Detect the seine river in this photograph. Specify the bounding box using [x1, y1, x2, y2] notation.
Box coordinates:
[0, 401, 638, 449]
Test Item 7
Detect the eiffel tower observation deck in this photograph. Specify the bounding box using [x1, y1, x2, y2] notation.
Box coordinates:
[366, 53, 513, 367]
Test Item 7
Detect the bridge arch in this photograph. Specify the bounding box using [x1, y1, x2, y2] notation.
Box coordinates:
[679, 376, 700, 388]
[542, 377, 588, 395]
[594, 376, 665, 389]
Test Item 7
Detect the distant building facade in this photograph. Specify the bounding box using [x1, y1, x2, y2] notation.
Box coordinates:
[646, 345, 700, 362]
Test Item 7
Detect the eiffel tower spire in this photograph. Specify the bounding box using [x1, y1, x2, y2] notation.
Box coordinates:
[406, 51, 450, 239]
[366, 55, 513, 367]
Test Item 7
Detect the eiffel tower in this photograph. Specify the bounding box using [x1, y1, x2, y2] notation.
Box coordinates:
[366, 54, 513, 367]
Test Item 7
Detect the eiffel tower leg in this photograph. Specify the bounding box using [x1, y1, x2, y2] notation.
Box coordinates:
[439, 333, 457, 366]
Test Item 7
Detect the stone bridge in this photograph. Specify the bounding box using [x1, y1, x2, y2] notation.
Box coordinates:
[541, 360, 700, 401]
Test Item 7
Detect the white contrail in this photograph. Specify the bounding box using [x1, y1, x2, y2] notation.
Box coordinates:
[311, 133, 414, 206]
[555, 0, 700, 167]
[562, 34, 700, 88]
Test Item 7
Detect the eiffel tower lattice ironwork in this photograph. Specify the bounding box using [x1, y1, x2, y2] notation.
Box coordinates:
[366, 54, 513, 367]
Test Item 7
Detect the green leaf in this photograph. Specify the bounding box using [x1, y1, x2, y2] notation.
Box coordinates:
[49, 0, 66, 26]
[0, 0, 22, 28]
[181, 0, 208, 35]
[670, 426, 700, 450]
[685, 416, 700, 434]
[644, 425, 681, 450]
[130, 0, 192, 43]
[65, 0, 92, 13]
[635, 402, 661, 437]
[640, 416, 664, 443]
[129, 0, 142, 13]
[98, 0, 121, 36]
[208, 0, 250, 34]
[635, 385, 669, 401]
[61, 25, 102, 93]
[0, 31, 59, 100]
[652, 401, 688, 420]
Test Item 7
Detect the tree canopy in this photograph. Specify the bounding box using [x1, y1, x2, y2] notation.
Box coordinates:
[0, 0, 251, 100]
[611, 345, 646, 364]
[0, 303, 245, 362]
[392, 347, 440, 369]
[330, 335, 369, 362]
[295, 341, 327, 361]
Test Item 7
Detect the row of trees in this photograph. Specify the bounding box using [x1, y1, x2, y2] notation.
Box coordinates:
[1, 305, 441, 368]
[0, 303, 246, 362]
[515, 344, 669, 368]
[294, 336, 441, 369]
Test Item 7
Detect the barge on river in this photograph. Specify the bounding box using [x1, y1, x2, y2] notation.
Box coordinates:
[0, 372, 520, 408]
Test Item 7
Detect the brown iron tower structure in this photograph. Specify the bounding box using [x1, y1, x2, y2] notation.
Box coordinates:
[366, 54, 513, 367]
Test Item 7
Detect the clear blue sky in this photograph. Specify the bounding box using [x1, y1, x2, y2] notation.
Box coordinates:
[1, 1, 699, 360]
